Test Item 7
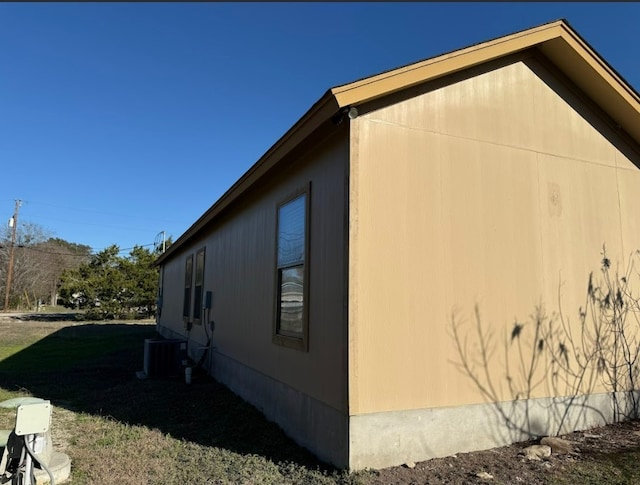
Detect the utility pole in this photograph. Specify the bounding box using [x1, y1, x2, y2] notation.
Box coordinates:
[4, 200, 22, 311]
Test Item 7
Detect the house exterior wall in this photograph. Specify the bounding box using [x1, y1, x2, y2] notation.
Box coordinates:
[158, 130, 350, 467]
[348, 56, 640, 468]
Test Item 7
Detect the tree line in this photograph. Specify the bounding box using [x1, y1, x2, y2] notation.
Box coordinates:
[1, 222, 164, 319]
[0, 222, 91, 309]
[58, 244, 159, 320]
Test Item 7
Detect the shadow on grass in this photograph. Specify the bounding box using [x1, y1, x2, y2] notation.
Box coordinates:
[9, 313, 83, 322]
[0, 321, 334, 473]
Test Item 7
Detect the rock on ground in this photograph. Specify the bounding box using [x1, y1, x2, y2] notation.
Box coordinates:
[522, 444, 552, 461]
[540, 436, 576, 454]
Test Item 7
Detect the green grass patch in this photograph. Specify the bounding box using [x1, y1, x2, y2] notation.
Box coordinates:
[0, 320, 371, 484]
[0, 323, 154, 375]
[3, 319, 638, 484]
[0, 345, 30, 362]
[546, 450, 640, 485]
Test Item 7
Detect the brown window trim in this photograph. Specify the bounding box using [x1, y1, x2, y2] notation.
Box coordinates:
[183, 254, 193, 325]
[193, 247, 206, 325]
[273, 182, 311, 352]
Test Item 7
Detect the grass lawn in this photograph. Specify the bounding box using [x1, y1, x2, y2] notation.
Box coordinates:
[0, 318, 368, 484]
[1, 317, 640, 484]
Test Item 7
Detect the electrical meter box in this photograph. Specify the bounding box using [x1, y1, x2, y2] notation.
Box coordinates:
[15, 401, 51, 436]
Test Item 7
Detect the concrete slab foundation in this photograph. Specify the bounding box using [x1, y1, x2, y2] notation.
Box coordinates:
[212, 351, 349, 468]
[348, 391, 640, 470]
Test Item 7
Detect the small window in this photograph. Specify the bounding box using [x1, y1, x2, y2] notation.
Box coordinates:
[183, 254, 193, 323]
[274, 186, 309, 350]
[193, 247, 205, 324]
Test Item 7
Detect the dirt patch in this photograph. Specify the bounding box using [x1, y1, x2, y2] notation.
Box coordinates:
[367, 420, 640, 484]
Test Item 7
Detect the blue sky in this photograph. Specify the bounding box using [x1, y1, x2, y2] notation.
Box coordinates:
[1, 3, 638, 255]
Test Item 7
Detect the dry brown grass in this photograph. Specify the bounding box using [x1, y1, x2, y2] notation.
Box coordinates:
[1, 315, 640, 484]
[0, 316, 365, 484]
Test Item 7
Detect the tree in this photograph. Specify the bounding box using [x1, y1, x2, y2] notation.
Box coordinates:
[26, 238, 92, 306]
[58, 244, 159, 319]
[0, 222, 90, 310]
[120, 245, 158, 316]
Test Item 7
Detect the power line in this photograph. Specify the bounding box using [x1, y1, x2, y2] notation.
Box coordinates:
[17, 199, 185, 225]
[93, 243, 156, 254]
[2, 200, 165, 257]
[5, 245, 92, 258]
[2, 201, 182, 249]
[0, 242, 157, 257]
[23, 214, 164, 234]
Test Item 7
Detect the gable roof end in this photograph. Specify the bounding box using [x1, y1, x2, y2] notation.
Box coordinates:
[156, 19, 640, 265]
[331, 20, 640, 141]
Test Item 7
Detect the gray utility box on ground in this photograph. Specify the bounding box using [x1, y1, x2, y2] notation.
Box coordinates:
[143, 338, 188, 378]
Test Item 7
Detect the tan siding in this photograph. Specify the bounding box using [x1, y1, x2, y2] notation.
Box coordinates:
[160, 133, 348, 412]
[159, 251, 188, 327]
[349, 59, 640, 414]
[618, 167, 640, 257]
[536, 152, 624, 298]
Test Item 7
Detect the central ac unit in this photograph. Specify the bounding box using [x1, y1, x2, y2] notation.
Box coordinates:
[143, 338, 188, 378]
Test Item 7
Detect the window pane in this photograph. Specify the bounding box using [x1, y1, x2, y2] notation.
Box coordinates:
[194, 249, 205, 321]
[195, 250, 204, 285]
[278, 195, 305, 266]
[279, 266, 304, 335]
[183, 255, 193, 318]
[193, 285, 202, 319]
[183, 287, 191, 317]
[185, 257, 193, 287]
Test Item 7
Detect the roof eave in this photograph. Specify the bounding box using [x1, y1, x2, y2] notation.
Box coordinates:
[330, 20, 569, 107]
[537, 24, 640, 142]
[330, 20, 640, 143]
[157, 20, 640, 266]
[155, 90, 340, 265]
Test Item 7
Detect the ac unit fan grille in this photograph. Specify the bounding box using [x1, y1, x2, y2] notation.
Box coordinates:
[143, 338, 188, 378]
